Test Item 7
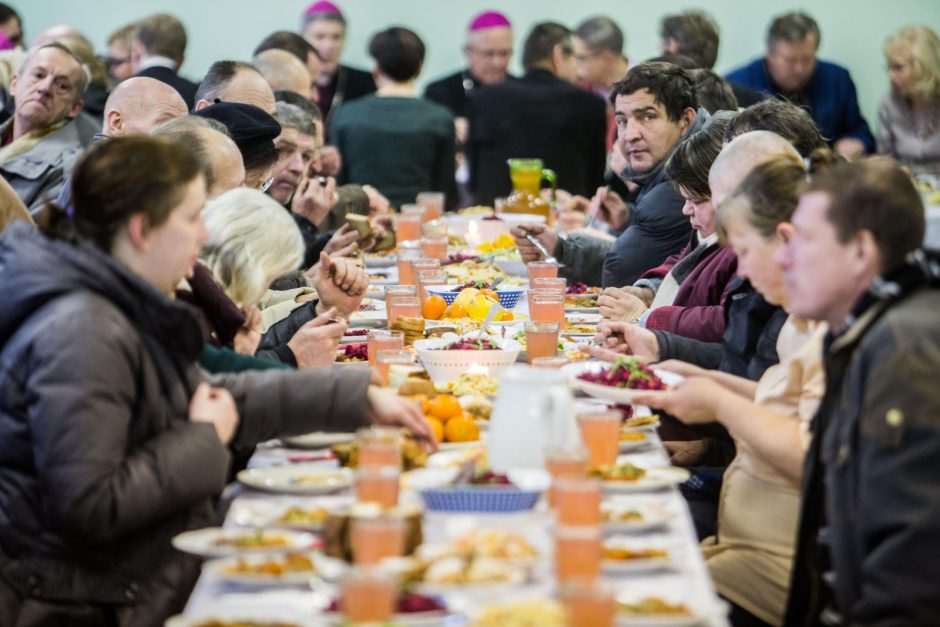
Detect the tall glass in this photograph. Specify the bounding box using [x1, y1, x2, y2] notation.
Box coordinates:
[545, 447, 588, 506]
[559, 580, 615, 627]
[417, 269, 448, 303]
[527, 278, 566, 312]
[374, 349, 414, 387]
[396, 248, 424, 286]
[554, 478, 602, 526]
[367, 329, 404, 368]
[396, 206, 424, 243]
[421, 219, 448, 239]
[555, 524, 602, 584]
[341, 566, 397, 623]
[357, 426, 402, 469]
[355, 465, 400, 508]
[416, 191, 444, 223]
[420, 236, 448, 261]
[530, 290, 565, 327]
[525, 321, 559, 363]
[578, 411, 621, 469]
[527, 260, 559, 282]
[384, 285, 417, 326]
[350, 514, 406, 565]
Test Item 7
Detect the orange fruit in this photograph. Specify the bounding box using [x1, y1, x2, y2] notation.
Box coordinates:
[421, 397, 431, 414]
[444, 413, 480, 443]
[426, 394, 462, 421]
[499, 309, 514, 321]
[422, 295, 447, 320]
[449, 303, 468, 318]
[426, 416, 444, 443]
[479, 289, 499, 302]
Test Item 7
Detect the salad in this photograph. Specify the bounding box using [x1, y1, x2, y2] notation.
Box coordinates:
[436, 338, 500, 351]
[577, 358, 667, 391]
[336, 343, 367, 362]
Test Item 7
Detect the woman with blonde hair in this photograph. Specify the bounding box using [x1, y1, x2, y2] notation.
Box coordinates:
[878, 25, 940, 175]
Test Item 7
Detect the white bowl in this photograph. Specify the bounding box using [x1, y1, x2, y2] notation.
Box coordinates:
[413, 336, 522, 384]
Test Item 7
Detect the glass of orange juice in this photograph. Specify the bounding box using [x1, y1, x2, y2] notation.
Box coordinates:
[416, 191, 444, 223]
[528, 278, 565, 312]
[530, 290, 565, 326]
[545, 446, 588, 506]
[386, 295, 421, 329]
[357, 427, 402, 468]
[555, 524, 602, 584]
[416, 269, 448, 303]
[367, 330, 404, 368]
[554, 478, 601, 526]
[396, 248, 424, 285]
[419, 236, 448, 260]
[396, 205, 424, 243]
[374, 349, 414, 387]
[559, 580, 615, 627]
[341, 566, 398, 622]
[525, 320, 559, 363]
[578, 411, 621, 469]
[355, 465, 400, 508]
[350, 514, 406, 565]
[527, 260, 559, 282]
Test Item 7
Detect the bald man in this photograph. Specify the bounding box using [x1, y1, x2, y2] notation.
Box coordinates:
[253, 49, 311, 99]
[151, 116, 246, 197]
[102, 76, 188, 137]
[194, 60, 276, 114]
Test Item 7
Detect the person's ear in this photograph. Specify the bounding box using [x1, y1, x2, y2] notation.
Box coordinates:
[126, 213, 150, 251]
[106, 109, 123, 134]
[776, 222, 795, 245]
[551, 43, 565, 71]
[67, 97, 84, 119]
[855, 229, 882, 276]
[193, 99, 210, 111]
[680, 107, 696, 131]
[8, 72, 17, 99]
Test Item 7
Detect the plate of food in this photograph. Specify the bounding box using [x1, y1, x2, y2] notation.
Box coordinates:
[237, 464, 354, 495]
[615, 597, 704, 626]
[171, 527, 318, 558]
[228, 496, 352, 532]
[623, 414, 663, 431]
[470, 600, 566, 627]
[565, 282, 602, 296]
[590, 464, 690, 493]
[602, 498, 673, 533]
[564, 294, 600, 313]
[601, 537, 677, 574]
[321, 591, 450, 626]
[165, 615, 315, 627]
[568, 358, 679, 404]
[340, 327, 371, 344]
[562, 314, 601, 337]
[282, 431, 356, 450]
[204, 550, 346, 585]
[364, 251, 396, 268]
[335, 343, 369, 365]
[618, 429, 651, 452]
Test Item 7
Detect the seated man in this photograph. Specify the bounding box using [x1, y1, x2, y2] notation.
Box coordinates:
[466, 21, 607, 205]
[0, 42, 86, 214]
[151, 116, 245, 198]
[726, 11, 874, 158]
[514, 61, 702, 287]
[131, 13, 200, 109]
[784, 160, 940, 625]
[253, 31, 321, 104]
[194, 101, 280, 190]
[194, 60, 276, 115]
[253, 49, 311, 100]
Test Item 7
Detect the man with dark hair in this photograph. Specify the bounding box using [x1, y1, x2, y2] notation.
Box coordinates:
[131, 13, 199, 108]
[194, 60, 276, 114]
[0, 43, 87, 213]
[726, 11, 874, 158]
[782, 159, 940, 625]
[574, 16, 629, 150]
[513, 61, 706, 288]
[659, 10, 763, 107]
[300, 1, 375, 133]
[724, 99, 827, 157]
[689, 68, 737, 113]
[466, 21, 606, 205]
[254, 31, 321, 104]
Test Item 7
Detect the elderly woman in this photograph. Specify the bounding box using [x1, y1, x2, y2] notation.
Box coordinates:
[878, 25, 940, 175]
[598, 112, 738, 342]
[0, 136, 430, 626]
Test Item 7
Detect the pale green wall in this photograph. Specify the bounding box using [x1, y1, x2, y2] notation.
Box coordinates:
[17, 1, 940, 126]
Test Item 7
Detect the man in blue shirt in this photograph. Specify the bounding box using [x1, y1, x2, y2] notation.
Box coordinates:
[726, 11, 874, 158]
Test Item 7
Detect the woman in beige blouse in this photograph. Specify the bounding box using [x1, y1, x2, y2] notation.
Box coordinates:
[630, 152, 832, 626]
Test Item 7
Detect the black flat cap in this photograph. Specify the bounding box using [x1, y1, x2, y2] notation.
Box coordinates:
[193, 101, 281, 170]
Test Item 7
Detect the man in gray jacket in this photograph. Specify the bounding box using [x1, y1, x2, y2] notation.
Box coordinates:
[0, 42, 87, 215]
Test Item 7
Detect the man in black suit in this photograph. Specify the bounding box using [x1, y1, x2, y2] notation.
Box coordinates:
[465, 22, 607, 206]
[130, 13, 200, 109]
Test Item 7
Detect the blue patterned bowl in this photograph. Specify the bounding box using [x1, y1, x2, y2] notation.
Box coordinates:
[419, 486, 542, 513]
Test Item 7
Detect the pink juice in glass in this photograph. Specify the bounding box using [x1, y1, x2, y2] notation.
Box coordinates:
[578, 412, 621, 469]
[525, 321, 559, 363]
[530, 290, 565, 326]
[367, 330, 404, 368]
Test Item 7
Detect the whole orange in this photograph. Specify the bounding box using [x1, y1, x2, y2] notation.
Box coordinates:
[426, 394, 462, 421]
[443, 414, 480, 443]
[422, 295, 446, 320]
[426, 416, 444, 443]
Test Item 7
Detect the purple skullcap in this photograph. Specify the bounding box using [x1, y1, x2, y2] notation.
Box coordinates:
[468, 10, 511, 32]
[304, 1, 343, 18]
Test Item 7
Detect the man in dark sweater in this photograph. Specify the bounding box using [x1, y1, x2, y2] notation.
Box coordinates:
[513, 62, 700, 288]
[465, 22, 607, 206]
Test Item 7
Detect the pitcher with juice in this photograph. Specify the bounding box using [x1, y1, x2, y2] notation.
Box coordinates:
[504, 159, 556, 223]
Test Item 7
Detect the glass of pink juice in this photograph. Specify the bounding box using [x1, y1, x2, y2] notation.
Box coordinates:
[396, 249, 423, 285]
[356, 426, 402, 469]
[555, 525, 602, 584]
[416, 191, 444, 223]
[416, 269, 448, 303]
[530, 290, 565, 326]
[559, 580, 615, 627]
[374, 349, 413, 387]
[387, 295, 421, 329]
[554, 478, 602, 526]
[396, 212, 423, 243]
[419, 236, 448, 260]
[355, 465, 400, 508]
[367, 330, 404, 368]
[525, 320, 559, 363]
[545, 447, 588, 506]
[350, 515, 405, 565]
[341, 566, 397, 622]
[384, 285, 417, 326]
[527, 260, 559, 282]
[578, 411, 621, 469]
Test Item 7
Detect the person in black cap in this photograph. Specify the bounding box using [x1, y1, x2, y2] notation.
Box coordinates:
[194, 101, 281, 189]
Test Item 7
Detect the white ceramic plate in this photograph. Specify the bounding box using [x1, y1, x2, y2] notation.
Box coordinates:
[599, 467, 691, 494]
[618, 432, 651, 452]
[171, 527, 317, 558]
[282, 431, 356, 450]
[204, 551, 347, 585]
[348, 309, 387, 327]
[365, 254, 396, 268]
[166, 615, 315, 627]
[566, 306, 601, 314]
[237, 464, 353, 495]
[228, 496, 352, 531]
[615, 601, 711, 627]
[601, 537, 679, 574]
[320, 609, 450, 626]
[601, 500, 673, 534]
[565, 362, 682, 405]
[340, 329, 372, 344]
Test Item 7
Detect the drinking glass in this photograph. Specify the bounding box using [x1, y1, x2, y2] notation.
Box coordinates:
[386, 295, 421, 330]
[396, 248, 423, 286]
[395, 206, 423, 243]
[578, 411, 621, 469]
[419, 236, 448, 260]
[555, 524, 602, 584]
[355, 465, 400, 508]
[416, 191, 444, 223]
[417, 269, 449, 303]
[527, 260, 559, 281]
[367, 329, 404, 368]
[545, 446, 588, 506]
[374, 349, 414, 387]
[340, 566, 397, 622]
[384, 285, 417, 326]
[356, 426, 401, 469]
[559, 580, 615, 627]
[554, 478, 602, 526]
[525, 320, 559, 363]
[350, 514, 406, 565]
[530, 290, 565, 326]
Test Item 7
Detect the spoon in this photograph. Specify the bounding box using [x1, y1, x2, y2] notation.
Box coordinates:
[477, 301, 501, 341]
[525, 234, 563, 266]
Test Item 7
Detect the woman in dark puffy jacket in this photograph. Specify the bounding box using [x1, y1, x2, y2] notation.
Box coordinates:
[0, 136, 431, 627]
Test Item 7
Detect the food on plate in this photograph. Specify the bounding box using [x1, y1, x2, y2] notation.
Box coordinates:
[434, 337, 500, 351]
[212, 530, 291, 549]
[448, 234, 469, 247]
[564, 348, 589, 361]
[577, 358, 667, 390]
[192, 621, 300, 627]
[588, 462, 647, 482]
[458, 205, 495, 216]
[422, 295, 447, 320]
[460, 395, 493, 422]
[393, 531, 536, 586]
[336, 343, 367, 363]
[368, 272, 389, 280]
[331, 435, 428, 470]
[471, 600, 566, 627]
[565, 282, 601, 295]
[563, 321, 598, 334]
[291, 472, 346, 486]
[390, 315, 425, 345]
[447, 371, 499, 396]
[603, 546, 669, 561]
[326, 590, 446, 614]
[466, 469, 513, 486]
[278, 506, 330, 526]
[564, 295, 598, 308]
[344, 328, 369, 337]
[444, 260, 511, 286]
[220, 552, 316, 576]
[475, 233, 516, 254]
[623, 414, 660, 428]
[602, 508, 645, 523]
[617, 597, 693, 616]
[443, 251, 481, 265]
[434, 529, 537, 561]
[322, 505, 423, 561]
[398, 376, 437, 397]
[619, 431, 647, 442]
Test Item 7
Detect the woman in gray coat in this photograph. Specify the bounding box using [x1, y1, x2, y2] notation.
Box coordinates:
[0, 136, 430, 626]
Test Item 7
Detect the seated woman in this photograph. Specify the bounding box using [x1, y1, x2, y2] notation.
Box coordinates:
[600, 153, 832, 626]
[0, 136, 431, 626]
[332, 27, 457, 209]
[878, 25, 940, 176]
[598, 112, 738, 342]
